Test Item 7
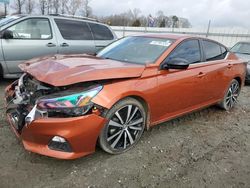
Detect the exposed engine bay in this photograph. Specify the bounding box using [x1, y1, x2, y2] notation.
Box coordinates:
[6, 74, 105, 133]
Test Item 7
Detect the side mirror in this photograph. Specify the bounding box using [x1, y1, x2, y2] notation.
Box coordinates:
[2, 30, 14, 39]
[162, 58, 190, 70]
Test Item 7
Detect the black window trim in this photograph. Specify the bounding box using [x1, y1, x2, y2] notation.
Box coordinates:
[88, 22, 115, 41]
[160, 38, 203, 69]
[54, 18, 94, 41]
[201, 39, 229, 62]
[2, 17, 53, 40]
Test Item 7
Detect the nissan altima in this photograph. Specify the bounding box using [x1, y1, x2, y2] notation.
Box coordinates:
[5, 34, 246, 159]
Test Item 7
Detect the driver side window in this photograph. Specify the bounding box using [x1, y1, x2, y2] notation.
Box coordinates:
[166, 40, 201, 64]
[8, 18, 52, 40]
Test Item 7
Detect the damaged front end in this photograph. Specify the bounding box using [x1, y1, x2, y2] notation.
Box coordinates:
[5, 73, 104, 134]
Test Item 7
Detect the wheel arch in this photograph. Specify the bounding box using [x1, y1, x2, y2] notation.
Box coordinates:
[234, 76, 242, 87]
[124, 95, 151, 130]
[95, 93, 152, 130]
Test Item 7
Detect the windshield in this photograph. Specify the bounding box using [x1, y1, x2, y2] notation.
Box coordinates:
[0, 15, 24, 28]
[231, 42, 250, 55]
[97, 36, 174, 64]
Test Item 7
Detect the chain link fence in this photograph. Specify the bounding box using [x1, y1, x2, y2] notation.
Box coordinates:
[111, 26, 250, 48]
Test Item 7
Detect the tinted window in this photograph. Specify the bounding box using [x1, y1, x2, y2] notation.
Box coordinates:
[55, 19, 93, 40]
[89, 23, 114, 40]
[203, 40, 227, 61]
[8, 18, 52, 39]
[167, 40, 201, 64]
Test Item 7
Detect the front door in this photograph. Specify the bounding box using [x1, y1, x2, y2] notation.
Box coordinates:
[155, 39, 207, 122]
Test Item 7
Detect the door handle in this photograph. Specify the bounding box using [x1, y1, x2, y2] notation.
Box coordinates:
[46, 43, 56, 47]
[197, 72, 206, 78]
[227, 64, 233, 69]
[60, 43, 69, 47]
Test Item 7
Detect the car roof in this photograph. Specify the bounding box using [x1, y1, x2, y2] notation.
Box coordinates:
[132, 34, 229, 49]
[235, 41, 250, 44]
[12, 14, 100, 24]
[134, 33, 199, 40]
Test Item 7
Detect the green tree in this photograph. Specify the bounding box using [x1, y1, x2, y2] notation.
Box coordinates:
[132, 19, 141, 27]
[172, 15, 179, 28]
[159, 19, 166, 27]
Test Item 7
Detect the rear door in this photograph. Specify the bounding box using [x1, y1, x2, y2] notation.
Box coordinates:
[53, 18, 96, 55]
[1, 17, 58, 73]
[196, 39, 229, 101]
[88, 22, 116, 52]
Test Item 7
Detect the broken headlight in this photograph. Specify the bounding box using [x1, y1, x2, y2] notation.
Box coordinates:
[36, 85, 103, 117]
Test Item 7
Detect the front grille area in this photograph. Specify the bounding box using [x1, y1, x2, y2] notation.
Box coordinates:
[7, 107, 29, 133]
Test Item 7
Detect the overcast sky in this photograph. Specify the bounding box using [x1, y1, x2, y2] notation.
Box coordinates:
[90, 0, 250, 28]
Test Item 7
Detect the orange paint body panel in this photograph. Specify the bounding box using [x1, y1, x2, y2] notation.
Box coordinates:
[19, 54, 145, 86]
[5, 35, 247, 159]
[7, 112, 106, 159]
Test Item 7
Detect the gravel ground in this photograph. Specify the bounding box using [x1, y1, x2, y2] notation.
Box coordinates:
[0, 80, 249, 188]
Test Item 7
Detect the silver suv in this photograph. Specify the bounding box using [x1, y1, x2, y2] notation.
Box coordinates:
[0, 14, 117, 79]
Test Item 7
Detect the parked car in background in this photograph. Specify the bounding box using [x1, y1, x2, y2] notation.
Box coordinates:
[231, 41, 250, 83]
[0, 14, 117, 79]
[0, 16, 6, 20]
[5, 34, 246, 159]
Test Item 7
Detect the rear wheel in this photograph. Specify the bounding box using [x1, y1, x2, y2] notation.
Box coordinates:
[219, 79, 240, 110]
[99, 98, 146, 154]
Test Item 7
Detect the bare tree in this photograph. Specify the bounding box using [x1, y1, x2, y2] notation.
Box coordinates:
[39, 0, 47, 15]
[99, 10, 191, 28]
[61, 0, 67, 14]
[156, 10, 168, 27]
[53, 0, 60, 14]
[25, 0, 35, 14]
[47, 0, 52, 14]
[130, 8, 141, 20]
[82, 0, 92, 17]
[12, 0, 26, 14]
[66, 0, 82, 16]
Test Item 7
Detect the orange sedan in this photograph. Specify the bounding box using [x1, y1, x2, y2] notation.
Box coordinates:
[5, 34, 246, 159]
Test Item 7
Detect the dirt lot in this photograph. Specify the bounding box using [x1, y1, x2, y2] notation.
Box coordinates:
[0, 80, 249, 188]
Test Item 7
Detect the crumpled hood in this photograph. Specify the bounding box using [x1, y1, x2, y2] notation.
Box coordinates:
[19, 54, 145, 86]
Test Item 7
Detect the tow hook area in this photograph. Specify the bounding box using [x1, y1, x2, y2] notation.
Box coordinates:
[7, 107, 29, 133]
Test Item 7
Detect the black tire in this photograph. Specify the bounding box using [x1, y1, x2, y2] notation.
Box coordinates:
[218, 79, 240, 111]
[99, 97, 146, 154]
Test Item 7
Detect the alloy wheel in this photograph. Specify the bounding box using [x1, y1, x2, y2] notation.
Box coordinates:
[225, 81, 240, 109]
[106, 104, 144, 151]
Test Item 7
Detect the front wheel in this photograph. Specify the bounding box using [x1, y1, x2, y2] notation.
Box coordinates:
[218, 79, 240, 110]
[99, 98, 146, 154]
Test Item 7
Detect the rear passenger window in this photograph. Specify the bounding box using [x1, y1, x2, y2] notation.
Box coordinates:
[89, 23, 114, 40]
[203, 40, 227, 61]
[166, 40, 201, 64]
[55, 19, 93, 40]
